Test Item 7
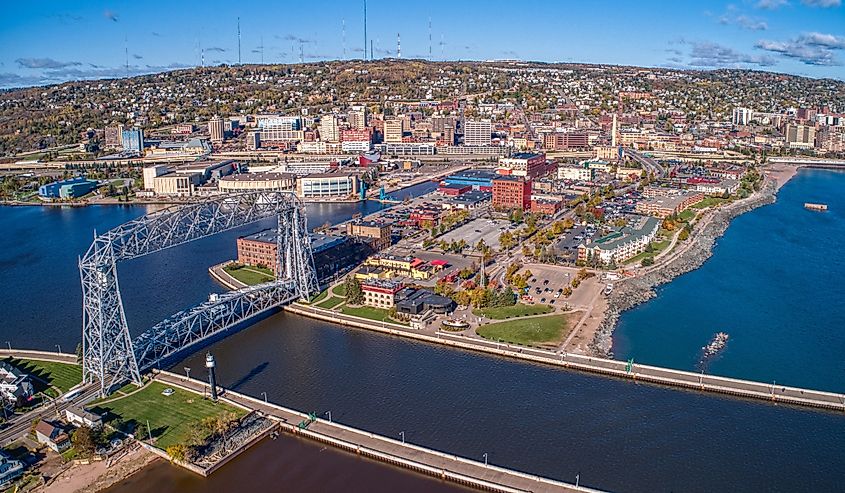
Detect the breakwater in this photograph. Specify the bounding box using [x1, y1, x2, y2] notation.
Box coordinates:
[591, 181, 777, 357]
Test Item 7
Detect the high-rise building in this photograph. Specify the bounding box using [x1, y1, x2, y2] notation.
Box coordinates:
[320, 114, 340, 143]
[732, 107, 753, 126]
[785, 124, 816, 149]
[384, 118, 405, 144]
[121, 128, 144, 153]
[105, 124, 124, 149]
[209, 115, 225, 143]
[464, 119, 492, 146]
[348, 105, 368, 130]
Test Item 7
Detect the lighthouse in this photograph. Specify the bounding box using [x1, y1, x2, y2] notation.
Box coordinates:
[206, 352, 218, 401]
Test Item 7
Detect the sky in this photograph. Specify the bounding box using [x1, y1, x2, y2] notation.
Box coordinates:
[1, 0, 844, 89]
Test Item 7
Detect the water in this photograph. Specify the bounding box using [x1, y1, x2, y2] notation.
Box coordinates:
[0, 176, 843, 492]
[613, 169, 845, 393]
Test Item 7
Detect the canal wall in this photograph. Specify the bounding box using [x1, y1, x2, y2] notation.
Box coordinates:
[0, 348, 77, 364]
[152, 370, 605, 493]
[284, 304, 845, 412]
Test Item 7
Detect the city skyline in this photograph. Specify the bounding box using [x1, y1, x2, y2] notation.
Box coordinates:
[1, 0, 845, 89]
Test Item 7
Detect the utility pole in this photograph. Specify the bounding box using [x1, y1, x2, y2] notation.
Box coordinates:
[237, 17, 241, 65]
[397, 33, 401, 59]
[428, 18, 432, 60]
[342, 18, 346, 58]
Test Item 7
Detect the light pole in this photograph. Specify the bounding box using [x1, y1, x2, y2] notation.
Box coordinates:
[261, 392, 268, 403]
[4, 341, 9, 351]
[325, 410, 332, 422]
[55, 344, 62, 354]
[576, 474, 580, 488]
[483, 452, 488, 466]
[399, 431, 405, 444]
[184, 367, 191, 380]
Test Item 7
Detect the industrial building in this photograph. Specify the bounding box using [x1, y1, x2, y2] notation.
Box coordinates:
[296, 173, 359, 199]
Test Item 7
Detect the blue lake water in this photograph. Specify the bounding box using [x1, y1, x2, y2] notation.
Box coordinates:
[614, 168, 845, 393]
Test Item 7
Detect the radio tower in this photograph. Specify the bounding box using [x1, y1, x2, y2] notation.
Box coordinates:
[363, 0, 368, 61]
[237, 17, 241, 64]
[428, 18, 432, 60]
[397, 33, 401, 59]
[124, 35, 129, 75]
[342, 19, 346, 58]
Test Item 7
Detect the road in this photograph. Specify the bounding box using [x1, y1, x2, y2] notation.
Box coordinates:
[625, 148, 666, 178]
[0, 383, 99, 446]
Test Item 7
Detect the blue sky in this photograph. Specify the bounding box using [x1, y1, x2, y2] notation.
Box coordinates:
[1, 0, 844, 88]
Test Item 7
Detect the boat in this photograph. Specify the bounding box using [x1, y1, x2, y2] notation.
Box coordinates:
[804, 203, 828, 211]
[603, 283, 613, 295]
[702, 332, 729, 358]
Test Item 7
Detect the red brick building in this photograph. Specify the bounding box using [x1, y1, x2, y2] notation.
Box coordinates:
[492, 176, 532, 210]
[341, 128, 372, 142]
[530, 198, 562, 215]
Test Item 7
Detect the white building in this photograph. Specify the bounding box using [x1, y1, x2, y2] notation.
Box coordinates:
[319, 115, 340, 143]
[296, 173, 359, 199]
[0, 362, 34, 405]
[578, 216, 660, 265]
[558, 165, 594, 181]
[732, 107, 753, 126]
[464, 120, 492, 146]
[342, 141, 372, 153]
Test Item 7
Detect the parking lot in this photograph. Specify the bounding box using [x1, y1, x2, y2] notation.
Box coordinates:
[517, 263, 603, 308]
[439, 217, 512, 251]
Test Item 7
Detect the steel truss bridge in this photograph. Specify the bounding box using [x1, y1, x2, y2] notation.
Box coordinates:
[80, 191, 318, 396]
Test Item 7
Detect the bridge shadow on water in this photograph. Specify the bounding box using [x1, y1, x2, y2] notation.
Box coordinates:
[228, 361, 269, 392]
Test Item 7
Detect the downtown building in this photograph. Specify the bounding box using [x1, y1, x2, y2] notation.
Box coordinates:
[463, 119, 492, 146]
[492, 176, 532, 211]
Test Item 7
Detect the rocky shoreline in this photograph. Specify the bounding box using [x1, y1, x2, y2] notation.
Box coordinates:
[589, 180, 778, 357]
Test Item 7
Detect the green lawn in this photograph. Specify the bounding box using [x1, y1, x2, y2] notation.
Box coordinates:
[317, 297, 344, 309]
[472, 304, 553, 320]
[2, 358, 82, 393]
[90, 381, 245, 450]
[690, 197, 729, 209]
[678, 209, 696, 222]
[476, 314, 572, 347]
[223, 264, 274, 286]
[625, 238, 672, 265]
[339, 305, 408, 326]
[331, 283, 347, 297]
[307, 289, 329, 304]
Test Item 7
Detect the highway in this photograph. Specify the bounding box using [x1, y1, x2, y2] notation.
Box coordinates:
[625, 148, 666, 178]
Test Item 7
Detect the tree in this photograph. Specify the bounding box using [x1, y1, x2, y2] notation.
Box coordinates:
[678, 229, 690, 241]
[641, 257, 655, 267]
[167, 444, 189, 462]
[499, 231, 516, 250]
[72, 426, 97, 456]
[345, 276, 363, 305]
[563, 286, 573, 297]
[475, 238, 487, 252]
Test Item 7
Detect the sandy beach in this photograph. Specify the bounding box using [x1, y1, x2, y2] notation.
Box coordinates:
[36, 447, 159, 493]
[764, 162, 800, 190]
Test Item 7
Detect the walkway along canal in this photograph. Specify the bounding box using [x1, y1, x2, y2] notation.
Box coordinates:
[282, 304, 845, 412]
[151, 369, 605, 493]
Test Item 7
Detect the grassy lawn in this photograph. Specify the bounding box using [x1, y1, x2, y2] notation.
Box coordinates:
[2, 357, 82, 393]
[90, 381, 245, 450]
[625, 237, 672, 265]
[690, 197, 729, 209]
[476, 314, 572, 347]
[223, 264, 274, 286]
[331, 283, 347, 297]
[472, 304, 553, 320]
[317, 297, 344, 309]
[339, 305, 408, 326]
[678, 209, 696, 222]
[307, 289, 329, 304]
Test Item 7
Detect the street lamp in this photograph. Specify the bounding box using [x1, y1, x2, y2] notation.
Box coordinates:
[261, 392, 268, 403]
[483, 452, 488, 466]
[184, 367, 191, 380]
[399, 431, 405, 444]
[55, 344, 62, 354]
[4, 341, 10, 351]
[325, 410, 332, 422]
[576, 474, 580, 488]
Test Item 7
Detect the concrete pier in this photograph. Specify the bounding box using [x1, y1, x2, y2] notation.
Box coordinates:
[284, 303, 845, 413]
[152, 369, 605, 493]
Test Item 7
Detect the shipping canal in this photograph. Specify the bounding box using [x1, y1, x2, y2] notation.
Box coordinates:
[0, 176, 843, 492]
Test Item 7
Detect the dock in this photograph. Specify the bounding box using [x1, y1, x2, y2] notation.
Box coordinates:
[152, 369, 605, 493]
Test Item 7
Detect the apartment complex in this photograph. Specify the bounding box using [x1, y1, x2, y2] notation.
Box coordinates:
[578, 216, 660, 265]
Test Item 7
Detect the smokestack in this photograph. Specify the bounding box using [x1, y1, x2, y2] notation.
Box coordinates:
[611, 114, 618, 149]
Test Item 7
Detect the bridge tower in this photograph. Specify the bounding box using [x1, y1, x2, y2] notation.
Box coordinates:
[80, 192, 317, 397]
